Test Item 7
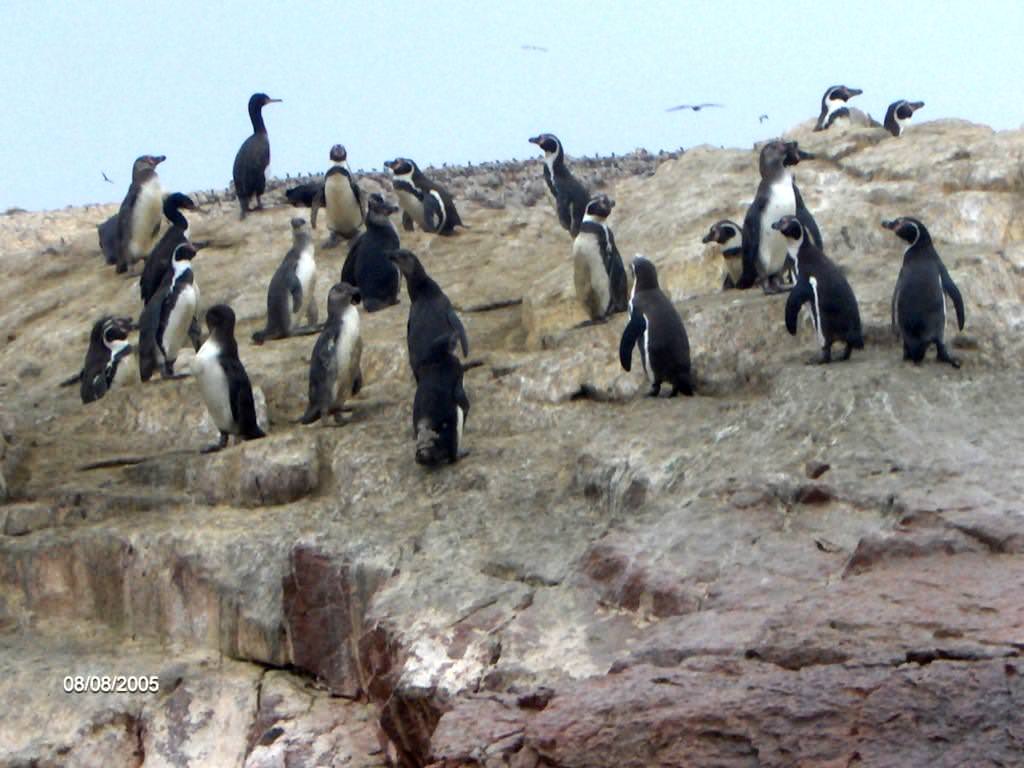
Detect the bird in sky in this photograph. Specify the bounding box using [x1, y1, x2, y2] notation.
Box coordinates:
[759, 114, 770, 123]
[666, 103, 723, 112]
[521, 44, 548, 52]
[101, 171, 114, 184]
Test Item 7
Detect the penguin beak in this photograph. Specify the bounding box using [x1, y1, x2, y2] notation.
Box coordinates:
[881, 219, 898, 231]
[528, 136, 541, 145]
[797, 149, 815, 161]
[701, 231, 714, 244]
[910, 101, 925, 111]
[847, 88, 863, 97]
[771, 219, 783, 231]
[153, 155, 166, 166]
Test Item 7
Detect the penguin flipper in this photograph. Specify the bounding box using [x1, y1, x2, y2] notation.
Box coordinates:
[739, 203, 763, 289]
[939, 263, 966, 330]
[448, 309, 470, 357]
[341, 236, 361, 286]
[225, 359, 264, 439]
[423, 193, 443, 234]
[311, 188, 325, 228]
[619, 309, 646, 372]
[785, 279, 813, 335]
[455, 378, 470, 417]
[289, 275, 304, 315]
[541, 165, 557, 201]
[605, 235, 629, 313]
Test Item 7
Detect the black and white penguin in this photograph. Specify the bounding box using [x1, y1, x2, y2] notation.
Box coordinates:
[884, 100, 925, 137]
[572, 194, 628, 321]
[285, 182, 323, 208]
[528, 133, 589, 237]
[79, 316, 139, 403]
[233, 92, 282, 219]
[882, 217, 965, 367]
[388, 249, 469, 380]
[138, 242, 200, 381]
[252, 218, 319, 343]
[340, 193, 401, 312]
[741, 140, 823, 293]
[312, 144, 364, 245]
[190, 304, 266, 452]
[140, 193, 198, 305]
[619, 255, 694, 397]
[773, 215, 864, 363]
[115, 154, 165, 273]
[299, 282, 363, 425]
[384, 158, 464, 235]
[814, 85, 864, 131]
[701, 220, 744, 290]
[413, 333, 470, 466]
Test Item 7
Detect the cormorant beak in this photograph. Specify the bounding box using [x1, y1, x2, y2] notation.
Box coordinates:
[267, 98, 283, 104]
[881, 219, 898, 231]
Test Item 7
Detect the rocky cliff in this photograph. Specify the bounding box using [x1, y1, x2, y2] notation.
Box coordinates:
[0, 118, 1022, 767]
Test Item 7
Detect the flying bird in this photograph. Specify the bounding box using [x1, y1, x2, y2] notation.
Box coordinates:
[759, 114, 769, 123]
[666, 102, 723, 113]
[521, 44, 548, 52]
[101, 171, 114, 184]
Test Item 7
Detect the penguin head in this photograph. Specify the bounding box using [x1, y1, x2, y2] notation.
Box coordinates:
[290, 217, 311, 239]
[171, 242, 197, 263]
[882, 217, 930, 247]
[132, 155, 165, 177]
[899, 100, 925, 118]
[771, 215, 804, 242]
[385, 158, 416, 179]
[631, 255, 660, 291]
[387, 248, 425, 280]
[702, 220, 742, 246]
[759, 141, 812, 175]
[327, 282, 361, 312]
[248, 93, 282, 110]
[367, 193, 400, 218]
[163, 193, 196, 217]
[528, 134, 562, 159]
[93, 316, 132, 348]
[205, 304, 236, 337]
[823, 85, 862, 106]
[583, 194, 614, 221]
[329, 144, 348, 163]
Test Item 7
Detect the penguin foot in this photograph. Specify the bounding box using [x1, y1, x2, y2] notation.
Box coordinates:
[201, 433, 229, 454]
[322, 233, 342, 249]
[574, 318, 607, 329]
[646, 384, 662, 398]
[936, 344, 961, 369]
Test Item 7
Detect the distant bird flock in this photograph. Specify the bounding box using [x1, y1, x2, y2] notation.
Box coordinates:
[73, 85, 951, 467]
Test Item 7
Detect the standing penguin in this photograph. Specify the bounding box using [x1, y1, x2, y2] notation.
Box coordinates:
[528, 133, 589, 237]
[312, 144, 364, 245]
[701, 220, 744, 290]
[882, 217, 965, 367]
[140, 193, 198, 305]
[773, 215, 864, 363]
[115, 154, 165, 273]
[138, 242, 200, 380]
[572, 194, 628, 322]
[79, 316, 139, 403]
[413, 333, 470, 466]
[741, 140, 822, 293]
[388, 249, 468, 380]
[299, 282, 363, 425]
[340, 193, 401, 312]
[884, 100, 925, 137]
[191, 304, 266, 452]
[252, 218, 319, 344]
[619, 256, 694, 397]
[384, 158, 463, 235]
[814, 85, 864, 131]
[233, 92, 282, 219]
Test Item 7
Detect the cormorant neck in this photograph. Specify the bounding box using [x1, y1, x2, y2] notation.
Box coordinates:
[249, 103, 267, 134]
[167, 206, 189, 230]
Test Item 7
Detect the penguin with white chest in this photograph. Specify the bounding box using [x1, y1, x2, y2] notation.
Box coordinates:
[252, 218, 319, 344]
[191, 304, 266, 453]
[312, 144, 365, 246]
[882, 217, 965, 368]
[814, 85, 864, 131]
[300, 282, 363, 426]
[138, 242, 200, 381]
[528, 133, 589, 237]
[341, 194, 401, 312]
[884, 100, 925, 137]
[79, 316, 139, 403]
[384, 158, 463, 235]
[701, 220, 744, 290]
[741, 140, 822, 293]
[115, 155, 165, 274]
[619, 256, 694, 398]
[413, 333, 470, 466]
[573, 194, 628, 321]
[774, 215, 864, 363]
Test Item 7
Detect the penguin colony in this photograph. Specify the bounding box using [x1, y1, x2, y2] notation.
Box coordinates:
[79, 85, 956, 464]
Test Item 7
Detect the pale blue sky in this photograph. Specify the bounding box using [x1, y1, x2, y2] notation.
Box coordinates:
[3, 1, 1020, 211]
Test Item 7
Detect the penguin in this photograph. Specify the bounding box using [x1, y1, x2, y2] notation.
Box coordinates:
[190, 304, 266, 453]
[528, 133, 589, 237]
[138, 242, 200, 381]
[115, 154, 165, 273]
[814, 85, 864, 131]
[299, 282, 363, 426]
[572, 194, 628, 321]
[312, 144, 364, 245]
[140, 193, 198, 305]
[882, 217, 965, 367]
[740, 140, 823, 293]
[253, 218, 319, 344]
[233, 92, 282, 219]
[285, 182, 323, 208]
[619, 255, 694, 397]
[413, 333, 470, 466]
[388, 249, 469, 380]
[701, 220, 744, 290]
[384, 158, 464, 235]
[97, 214, 119, 266]
[884, 100, 925, 137]
[79, 316, 139, 403]
[773, 215, 864, 363]
[340, 193, 401, 312]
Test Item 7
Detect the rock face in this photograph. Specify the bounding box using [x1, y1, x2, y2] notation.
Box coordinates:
[1, 119, 1023, 767]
